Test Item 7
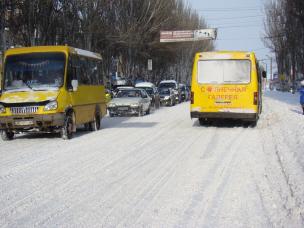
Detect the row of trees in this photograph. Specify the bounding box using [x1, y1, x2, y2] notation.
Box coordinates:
[0, 0, 214, 85]
[264, 0, 304, 83]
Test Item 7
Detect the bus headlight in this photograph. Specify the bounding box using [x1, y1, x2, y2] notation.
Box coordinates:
[0, 104, 6, 114]
[44, 101, 58, 111]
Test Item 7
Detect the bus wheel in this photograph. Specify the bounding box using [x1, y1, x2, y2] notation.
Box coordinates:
[199, 118, 208, 126]
[61, 114, 73, 140]
[90, 113, 101, 131]
[1, 130, 14, 141]
[250, 120, 257, 128]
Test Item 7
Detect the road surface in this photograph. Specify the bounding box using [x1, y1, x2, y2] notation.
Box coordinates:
[0, 91, 303, 227]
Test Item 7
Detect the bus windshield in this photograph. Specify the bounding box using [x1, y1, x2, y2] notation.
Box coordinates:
[4, 52, 66, 91]
[198, 60, 251, 84]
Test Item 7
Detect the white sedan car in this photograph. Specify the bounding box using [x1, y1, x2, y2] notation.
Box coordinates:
[107, 88, 151, 117]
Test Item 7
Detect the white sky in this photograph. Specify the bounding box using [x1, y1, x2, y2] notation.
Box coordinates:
[187, 0, 275, 73]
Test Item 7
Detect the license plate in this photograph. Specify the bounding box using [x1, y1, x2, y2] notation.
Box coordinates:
[118, 107, 129, 111]
[15, 120, 34, 126]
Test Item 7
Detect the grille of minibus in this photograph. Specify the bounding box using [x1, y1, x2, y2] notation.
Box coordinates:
[10, 106, 39, 114]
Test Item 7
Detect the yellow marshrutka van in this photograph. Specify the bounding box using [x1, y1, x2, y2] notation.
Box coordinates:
[0, 46, 106, 140]
[190, 51, 265, 126]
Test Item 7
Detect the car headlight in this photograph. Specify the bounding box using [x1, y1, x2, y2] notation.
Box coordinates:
[107, 103, 116, 108]
[44, 101, 58, 111]
[0, 104, 6, 114]
[130, 103, 139, 108]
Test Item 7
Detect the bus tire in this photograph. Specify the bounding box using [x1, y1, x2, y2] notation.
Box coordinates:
[1, 130, 14, 141]
[90, 113, 101, 131]
[61, 113, 74, 140]
[199, 118, 209, 126]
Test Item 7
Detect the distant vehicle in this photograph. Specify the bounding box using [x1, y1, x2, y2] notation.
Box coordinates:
[190, 51, 266, 126]
[185, 86, 191, 101]
[112, 76, 127, 87]
[107, 88, 151, 117]
[135, 82, 160, 109]
[0, 46, 107, 140]
[159, 88, 176, 106]
[179, 83, 189, 101]
[159, 80, 181, 103]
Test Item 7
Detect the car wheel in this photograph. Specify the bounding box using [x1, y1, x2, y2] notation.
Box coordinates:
[1, 130, 14, 141]
[138, 106, 143, 117]
[61, 113, 74, 140]
[146, 106, 150, 115]
[156, 100, 160, 109]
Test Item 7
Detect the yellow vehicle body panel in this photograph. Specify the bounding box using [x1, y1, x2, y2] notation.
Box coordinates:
[0, 46, 106, 133]
[190, 51, 261, 121]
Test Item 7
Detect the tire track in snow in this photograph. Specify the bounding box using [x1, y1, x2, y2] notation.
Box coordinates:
[176, 127, 246, 227]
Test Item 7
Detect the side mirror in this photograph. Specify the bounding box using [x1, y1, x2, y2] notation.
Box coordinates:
[71, 79, 78, 92]
[262, 71, 267, 78]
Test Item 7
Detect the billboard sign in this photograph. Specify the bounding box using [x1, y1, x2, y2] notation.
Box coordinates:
[160, 29, 217, 43]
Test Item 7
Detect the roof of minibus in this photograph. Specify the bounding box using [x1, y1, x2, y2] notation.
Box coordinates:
[4, 46, 102, 60]
[196, 51, 255, 60]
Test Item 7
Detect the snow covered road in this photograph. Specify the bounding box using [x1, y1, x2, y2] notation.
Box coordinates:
[0, 91, 304, 227]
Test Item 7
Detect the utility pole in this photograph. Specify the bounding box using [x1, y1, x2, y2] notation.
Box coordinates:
[266, 55, 272, 80]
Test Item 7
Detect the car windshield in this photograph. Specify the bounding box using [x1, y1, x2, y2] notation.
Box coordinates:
[137, 87, 153, 96]
[159, 83, 176, 89]
[4, 52, 65, 91]
[159, 88, 170, 95]
[116, 90, 142, 98]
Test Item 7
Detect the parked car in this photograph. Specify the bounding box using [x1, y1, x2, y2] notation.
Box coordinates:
[135, 82, 160, 109]
[159, 88, 176, 106]
[107, 88, 151, 117]
[159, 80, 181, 103]
[179, 83, 189, 102]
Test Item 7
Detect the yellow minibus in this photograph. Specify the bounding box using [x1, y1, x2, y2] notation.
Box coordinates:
[0, 46, 106, 140]
[190, 51, 265, 126]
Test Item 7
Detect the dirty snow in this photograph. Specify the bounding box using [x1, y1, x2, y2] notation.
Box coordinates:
[0, 91, 303, 227]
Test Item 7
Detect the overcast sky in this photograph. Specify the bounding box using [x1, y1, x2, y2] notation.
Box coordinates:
[187, 0, 274, 72]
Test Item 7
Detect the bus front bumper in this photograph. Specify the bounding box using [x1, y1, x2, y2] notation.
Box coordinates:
[0, 113, 65, 131]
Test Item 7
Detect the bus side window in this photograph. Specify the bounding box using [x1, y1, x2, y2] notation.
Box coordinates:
[67, 55, 77, 90]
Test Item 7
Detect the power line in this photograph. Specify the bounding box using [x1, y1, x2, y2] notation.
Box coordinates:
[206, 15, 264, 21]
[217, 37, 264, 41]
[211, 20, 262, 27]
[217, 24, 262, 29]
[196, 8, 260, 12]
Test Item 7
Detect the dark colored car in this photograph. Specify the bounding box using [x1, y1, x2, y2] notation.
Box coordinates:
[159, 88, 176, 106]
